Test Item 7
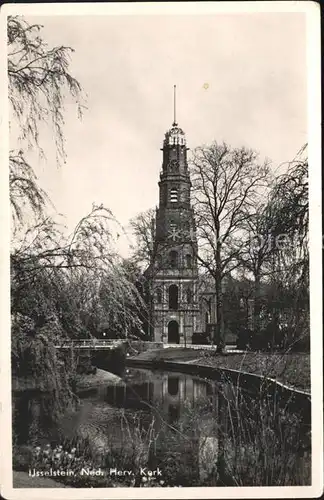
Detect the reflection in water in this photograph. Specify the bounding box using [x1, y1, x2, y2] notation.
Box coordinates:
[13, 390, 55, 445]
[12, 367, 311, 486]
[101, 370, 219, 439]
[168, 377, 179, 396]
[168, 404, 180, 425]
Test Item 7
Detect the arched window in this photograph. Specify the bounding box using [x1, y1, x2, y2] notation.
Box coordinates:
[185, 254, 192, 268]
[186, 287, 193, 304]
[156, 288, 162, 303]
[170, 188, 178, 203]
[169, 285, 178, 310]
[169, 250, 178, 268]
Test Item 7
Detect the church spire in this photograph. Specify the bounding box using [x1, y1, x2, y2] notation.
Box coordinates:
[173, 84, 178, 126]
[164, 85, 186, 147]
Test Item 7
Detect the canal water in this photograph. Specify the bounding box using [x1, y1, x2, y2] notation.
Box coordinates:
[12, 367, 311, 486]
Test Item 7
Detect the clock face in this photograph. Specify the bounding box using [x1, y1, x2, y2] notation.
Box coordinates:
[167, 226, 195, 241]
[168, 225, 182, 241]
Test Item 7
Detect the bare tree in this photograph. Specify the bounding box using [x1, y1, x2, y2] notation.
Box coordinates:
[130, 207, 183, 338]
[190, 142, 271, 351]
[129, 208, 156, 269]
[236, 201, 273, 331]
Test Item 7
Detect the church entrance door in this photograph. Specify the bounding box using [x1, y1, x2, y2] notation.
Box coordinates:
[168, 320, 180, 344]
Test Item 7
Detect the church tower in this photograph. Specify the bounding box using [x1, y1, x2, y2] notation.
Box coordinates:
[148, 86, 199, 344]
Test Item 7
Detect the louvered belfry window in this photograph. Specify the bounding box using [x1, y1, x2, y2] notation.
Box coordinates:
[170, 188, 178, 203]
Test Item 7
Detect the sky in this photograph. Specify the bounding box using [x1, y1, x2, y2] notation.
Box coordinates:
[11, 11, 307, 256]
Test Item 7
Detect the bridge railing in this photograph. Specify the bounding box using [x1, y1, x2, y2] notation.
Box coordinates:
[165, 343, 217, 350]
[54, 339, 125, 349]
[54, 339, 239, 352]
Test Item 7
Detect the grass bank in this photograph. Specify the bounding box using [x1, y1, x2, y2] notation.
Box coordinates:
[12, 368, 123, 394]
[75, 368, 124, 392]
[130, 348, 310, 392]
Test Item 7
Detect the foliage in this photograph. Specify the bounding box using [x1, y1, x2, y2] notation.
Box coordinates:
[8, 15, 85, 233]
[9, 17, 147, 422]
[11, 318, 76, 421]
[8, 16, 84, 161]
[215, 379, 311, 486]
[238, 146, 309, 349]
[9, 153, 51, 231]
[13, 385, 310, 487]
[8, 16, 82, 417]
[31, 441, 94, 471]
[11, 205, 146, 348]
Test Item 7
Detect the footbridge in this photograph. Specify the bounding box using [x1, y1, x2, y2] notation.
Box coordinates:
[54, 339, 240, 352]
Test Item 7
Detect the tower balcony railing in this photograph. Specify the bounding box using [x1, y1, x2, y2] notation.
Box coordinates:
[159, 170, 189, 179]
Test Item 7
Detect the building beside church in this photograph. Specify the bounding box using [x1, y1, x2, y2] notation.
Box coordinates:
[145, 107, 199, 344]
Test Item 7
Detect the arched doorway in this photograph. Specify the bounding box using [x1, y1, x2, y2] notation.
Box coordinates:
[169, 285, 178, 310]
[168, 320, 179, 344]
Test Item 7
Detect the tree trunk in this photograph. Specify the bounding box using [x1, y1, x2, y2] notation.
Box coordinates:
[253, 271, 261, 333]
[215, 279, 225, 352]
[215, 241, 225, 352]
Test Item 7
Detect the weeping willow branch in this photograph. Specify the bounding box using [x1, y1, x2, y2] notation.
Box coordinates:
[8, 15, 85, 164]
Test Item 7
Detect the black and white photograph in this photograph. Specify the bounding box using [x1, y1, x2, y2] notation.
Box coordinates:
[0, 2, 322, 498]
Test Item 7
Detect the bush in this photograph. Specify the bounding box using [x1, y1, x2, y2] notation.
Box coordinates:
[192, 332, 209, 345]
[236, 328, 254, 350]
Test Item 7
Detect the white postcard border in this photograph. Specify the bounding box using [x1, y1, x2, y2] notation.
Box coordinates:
[0, 2, 322, 499]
